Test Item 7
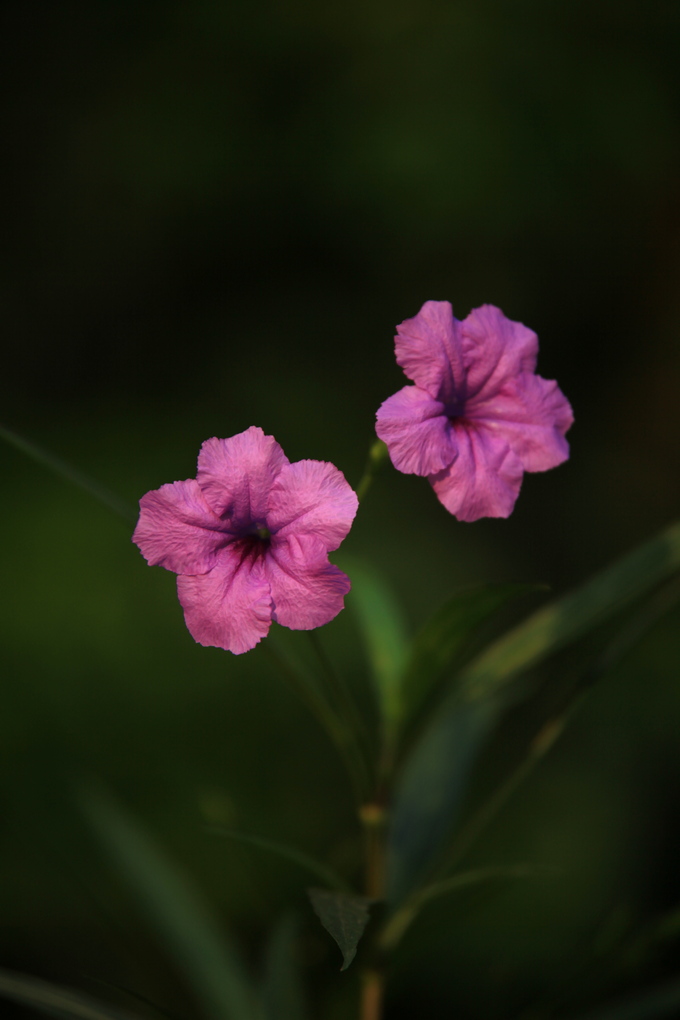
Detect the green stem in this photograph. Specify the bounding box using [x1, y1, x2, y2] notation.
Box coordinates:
[355, 439, 389, 503]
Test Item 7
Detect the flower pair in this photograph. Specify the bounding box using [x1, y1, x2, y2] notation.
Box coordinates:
[133, 301, 572, 653]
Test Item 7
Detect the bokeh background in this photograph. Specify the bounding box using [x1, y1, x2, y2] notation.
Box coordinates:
[2, 1, 680, 1017]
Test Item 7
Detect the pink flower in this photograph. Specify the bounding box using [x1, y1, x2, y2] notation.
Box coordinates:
[376, 301, 573, 521]
[133, 427, 358, 654]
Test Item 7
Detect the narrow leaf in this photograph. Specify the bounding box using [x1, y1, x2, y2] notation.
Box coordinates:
[208, 826, 351, 891]
[387, 698, 495, 904]
[262, 916, 309, 1020]
[414, 862, 559, 909]
[402, 583, 544, 723]
[380, 864, 557, 952]
[82, 790, 260, 1020]
[308, 888, 373, 970]
[0, 422, 136, 523]
[0, 968, 141, 1020]
[343, 557, 409, 734]
[458, 519, 680, 703]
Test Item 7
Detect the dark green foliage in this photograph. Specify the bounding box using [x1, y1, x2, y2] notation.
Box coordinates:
[83, 791, 260, 1020]
[262, 917, 309, 1020]
[401, 582, 544, 725]
[0, 968, 142, 1020]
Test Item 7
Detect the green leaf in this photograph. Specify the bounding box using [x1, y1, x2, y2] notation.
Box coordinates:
[387, 697, 495, 904]
[208, 826, 351, 892]
[0, 422, 136, 524]
[343, 557, 409, 735]
[262, 916, 309, 1020]
[0, 968, 141, 1020]
[402, 583, 544, 723]
[387, 523, 680, 912]
[458, 519, 680, 704]
[307, 888, 373, 970]
[82, 790, 260, 1020]
[564, 977, 680, 1020]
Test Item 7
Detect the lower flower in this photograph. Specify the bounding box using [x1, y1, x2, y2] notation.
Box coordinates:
[133, 427, 358, 653]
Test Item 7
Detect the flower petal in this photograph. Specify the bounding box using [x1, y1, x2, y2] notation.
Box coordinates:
[395, 300, 466, 404]
[197, 427, 289, 526]
[177, 547, 272, 654]
[428, 421, 524, 521]
[265, 534, 351, 630]
[376, 385, 458, 476]
[133, 479, 229, 574]
[267, 460, 358, 551]
[468, 373, 573, 472]
[460, 305, 539, 401]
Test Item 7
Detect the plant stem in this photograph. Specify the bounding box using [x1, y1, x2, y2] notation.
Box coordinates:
[360, 803, 388, 900]
[360, 970, 385, 1020]
[355, 439, 389, 503]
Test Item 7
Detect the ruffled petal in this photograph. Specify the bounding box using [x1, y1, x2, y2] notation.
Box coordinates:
[197, 427, 289, 527]
[376, 385, 458, 476]
[460, 305, 539, 402]
[265, 534, 351, 630]
[428, 421, 524, 521]
[267, 460, 358, 551]
[395, 300, 465, 405]
[177, 547, 272, 654]
[467, 373, 573, 472]
[133, 479, 229, 574]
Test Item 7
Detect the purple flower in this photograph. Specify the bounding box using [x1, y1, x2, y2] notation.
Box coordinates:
[376, 301, 573, 522]
[133, 427, 358, 654]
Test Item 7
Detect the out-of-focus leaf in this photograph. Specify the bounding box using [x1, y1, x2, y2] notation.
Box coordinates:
[82, 790, 260, 1020]
[565, 976, 680, 1020]
[262, 916, 309, 1020]
[265, 637, 371, 801]
[208, 826, 351, 891]
[0, 422, 136, 523]
[0, 968, 141, 1020]
[389, 531, 680, 912]
[402, 583, 545, 723]
[343, 557, 409, 735]
[307, 888, 373, 970]
[387, 697, 495, 904]
[458, 519, 680, 703]
[380, 864, 557, 951]
[412, 862, 559, 909]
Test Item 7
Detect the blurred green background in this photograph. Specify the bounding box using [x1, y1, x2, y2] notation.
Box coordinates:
[2, 1, 680, 1017]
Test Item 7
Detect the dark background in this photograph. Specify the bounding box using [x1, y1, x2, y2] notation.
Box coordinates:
[2, 2, 680, 1017]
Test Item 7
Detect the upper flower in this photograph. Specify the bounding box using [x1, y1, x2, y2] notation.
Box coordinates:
[133, 427, 358, 654]
[375, 301, 573, 521]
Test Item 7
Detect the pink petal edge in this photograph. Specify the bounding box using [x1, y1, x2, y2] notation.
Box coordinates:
[429, 421, 524, 522]
[133, 479, 229, 575]
[376, 385, 457, 476]
[266, 534, 351, 630]
[177, 547, 272, 654]
[267, 459, 358, 551]
[197, 427, 289, 525]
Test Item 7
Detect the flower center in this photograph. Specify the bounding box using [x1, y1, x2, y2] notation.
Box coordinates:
[234, 526, 271, 567]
